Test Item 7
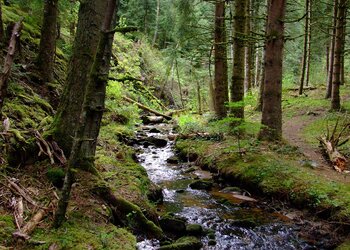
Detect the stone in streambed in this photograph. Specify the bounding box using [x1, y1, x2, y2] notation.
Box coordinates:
[149, 127, 161, 133]
[167, 156, 179, 164]
[146, 136, 168, 147]
[159, 236, 203, 250]
[186, 224, 203, 236]
[141, 115, 164, 124]
[189, 180, 213, 191]
[159, 214, 187, 236]
[220, 186, 242, 193]
[147, 183, 163, 204]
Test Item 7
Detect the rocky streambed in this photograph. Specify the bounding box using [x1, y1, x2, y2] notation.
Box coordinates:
[133, 121, 332, 250]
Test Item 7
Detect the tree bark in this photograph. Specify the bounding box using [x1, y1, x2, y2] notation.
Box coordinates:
[299, 0, 310, 95]
[213, 0, 228, 119]
[0, 1, 4, 44]
[0, 20, 22, 119]
[258, 0, 286, 141]
[51, 0, 108, 155]
[53, 0, 117, 227]
[244, 0, 253, 93]
[326, 0, 339, 99]
[37, 0, 59, 83]
[152, 0, 160, 46]
[331, 0, 347, 110]
[230, 0, 247, 121]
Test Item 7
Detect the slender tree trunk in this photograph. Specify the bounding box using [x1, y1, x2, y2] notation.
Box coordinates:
[326, 0, 339, 98]
[0, 1, 4, 44]
[299, 0, 310, 95]
[152, 0, 160, 46]
[230, 0, 247, 120]
[53, 0, 117, 228]
[214, 0, 228, 119]
[245, 0, 253, 93]
[340, 7, 347, 85]
[254, 46, 261, 88]
[208, 45, 215, 111]
[51, 0, 108, 155]
[258, 0, 286, 141]
[175, 59, 185, 108]
[197, 79, 202, 115]
[331, 0, 347, 110]
[37, 0, 59, 83]
[305, 0, 312, 87]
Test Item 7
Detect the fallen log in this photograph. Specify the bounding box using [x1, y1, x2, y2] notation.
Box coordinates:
[7, 179, 37, 207]
[122, 96, 172, 120]
[318, 136, 348, 172]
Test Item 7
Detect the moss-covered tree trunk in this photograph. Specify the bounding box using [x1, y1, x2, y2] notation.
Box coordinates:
[53, 0, 116, 227]
[213, 0, 228, 119]
[51, 0, 108, 155]
[258, 0, 286, 141]
[37, 0, 59, 83]
[230, 0, 247, 121]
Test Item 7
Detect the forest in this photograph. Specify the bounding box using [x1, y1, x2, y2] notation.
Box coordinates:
[0, 0, 350, 249]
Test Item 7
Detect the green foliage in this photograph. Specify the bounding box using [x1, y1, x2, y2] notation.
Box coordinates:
[46, 167, 65, 188]
[176, 114, 206, 133]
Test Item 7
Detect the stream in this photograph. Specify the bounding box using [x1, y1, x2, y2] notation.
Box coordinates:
[135, 123, 318, 250]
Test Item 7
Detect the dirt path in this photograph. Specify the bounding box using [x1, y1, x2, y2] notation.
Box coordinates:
[283, 111, 350, 184]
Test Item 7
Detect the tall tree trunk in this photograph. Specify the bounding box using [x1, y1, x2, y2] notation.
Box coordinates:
[331, 0, 347, 110]
[326, 0, 339, 98]
[245, 0, 253, 93]
[152, 0, 160, 46]
[37, 0, 59, 83]
[230, 0, 247, 120]
[213, 0, 228, 119]
[340, 7, 347, 85]
[53, 0, 117, 228]
[51, 0, 108, 155]
[175, 58, 185, 108]
[258, 0, 286, 141]
[0, 1, 4, 44]
[305, 0, 312, 87]
[299, 0, 310, 95]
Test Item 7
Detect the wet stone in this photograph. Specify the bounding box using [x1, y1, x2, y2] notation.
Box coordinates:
[186, 224, 203, 236]
[167, 156, 179, 164]
[159, 214, 187, 236]
[150, 127, 161, 133]
[208, 239, 216, 246]
[147, 136, 168, 147]
[189, 180, 213, 191]
[159, 236, 203, 250]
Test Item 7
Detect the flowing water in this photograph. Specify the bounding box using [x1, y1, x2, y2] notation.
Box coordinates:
[136, 124, 317, 250]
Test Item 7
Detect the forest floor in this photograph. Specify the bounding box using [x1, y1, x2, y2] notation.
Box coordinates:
[282, 86, 350, 184]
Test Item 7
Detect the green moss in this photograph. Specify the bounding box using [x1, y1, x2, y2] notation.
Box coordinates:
[31, 213, 136, 250]
[336, 240, 350, 250]
[0, 214, 15, 246]
[159, 236, 203, 250]
[46, 167, 65, 188]
[175, 139, 350, 221]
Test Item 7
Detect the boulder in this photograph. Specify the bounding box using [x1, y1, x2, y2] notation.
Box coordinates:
[141, 115, 164, 124]
[159, 214, 187, 236]
[147, 183, 163, 204]
[149, 127, 161, 133]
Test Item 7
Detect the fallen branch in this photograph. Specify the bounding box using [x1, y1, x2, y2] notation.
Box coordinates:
[34, 131, 67, 165]
[13, 208, 48, 240]
[7, 179, 37, 207]
[122, 96, 172, 120]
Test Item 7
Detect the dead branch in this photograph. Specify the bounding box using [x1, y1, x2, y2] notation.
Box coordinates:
[122, 96, 172, 120]
[34, 131, 66, 165]
[7, 179, 37, 207]
[13, 208, 48, 240]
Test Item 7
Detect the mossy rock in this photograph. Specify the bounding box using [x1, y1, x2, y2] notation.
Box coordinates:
[46, 167, 65, 188]
[159, 236, 203, 250]
[185, 224, 203, 236]
[159, 214, 187, 236]
[189, 180, 213, 191]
